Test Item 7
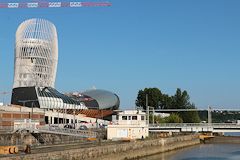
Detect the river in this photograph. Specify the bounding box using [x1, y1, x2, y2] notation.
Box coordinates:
[140, 143, 240, 160]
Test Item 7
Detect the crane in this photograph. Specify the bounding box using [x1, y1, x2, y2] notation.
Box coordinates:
[0, 1, 111, 8]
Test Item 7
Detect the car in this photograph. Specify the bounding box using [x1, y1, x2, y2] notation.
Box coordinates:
[49, 125, 60, 131]
[79, 125, 88, 130]
[64, 124, 74, 129]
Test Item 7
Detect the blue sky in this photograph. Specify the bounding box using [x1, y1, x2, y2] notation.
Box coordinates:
[0, 0, 240, 109]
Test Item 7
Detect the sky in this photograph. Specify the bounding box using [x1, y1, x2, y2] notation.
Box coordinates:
[0, 0, 240, 109]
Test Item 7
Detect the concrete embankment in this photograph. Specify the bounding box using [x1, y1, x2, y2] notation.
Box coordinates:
[207, 136, 240, 144]
[0, 135, 200, 160]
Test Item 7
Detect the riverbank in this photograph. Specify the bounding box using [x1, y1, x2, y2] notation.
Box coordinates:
[0, 135, 200, 160]
[207, 136, 240, 144]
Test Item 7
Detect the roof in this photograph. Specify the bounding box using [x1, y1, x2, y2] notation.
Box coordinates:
[82, 89, 120, 109]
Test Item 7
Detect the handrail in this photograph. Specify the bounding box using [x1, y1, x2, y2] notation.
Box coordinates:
[36, 125, 97, 138]
[12, 123, 97, 138]
[149, 123, 240, 127]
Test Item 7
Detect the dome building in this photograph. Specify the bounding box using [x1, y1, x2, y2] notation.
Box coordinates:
[68, 89, 120, 110]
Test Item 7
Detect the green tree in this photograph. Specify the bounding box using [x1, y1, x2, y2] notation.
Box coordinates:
[165, 113, 183, 123]
[136, 88, 162, 110]
[160, 94, 173, 109]
[149, 114, 165, 124]
[172, 88, 200, 123]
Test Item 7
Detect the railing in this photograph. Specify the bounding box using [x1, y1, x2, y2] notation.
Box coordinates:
[149, 123, 240, 128]
[36, 125, 97, 138]
[0, 126, 14, 133]
[10, 121, 97, 138]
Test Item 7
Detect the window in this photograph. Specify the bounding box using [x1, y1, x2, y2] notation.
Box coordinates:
[141, 116, 145, 121]
[116, 115, 119, 120]
[132, 116, 137, 120]
[122, 116, 127, 120]
[128, 116, 131, 120]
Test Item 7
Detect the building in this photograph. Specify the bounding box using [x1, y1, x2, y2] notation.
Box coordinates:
[11, 18, 86, 110]
[13, 18, 58, 89]
[107, 110, 149, 140]
[10, 18, 119, 122]
[67, 89, 120, 110]
[0, 105, 45, 132]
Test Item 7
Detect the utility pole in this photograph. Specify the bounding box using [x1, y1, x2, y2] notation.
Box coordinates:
[73, 105, 76, 129]
[31, 102, 34, 120]
[152, 107, 155, 125]
[208, 106, 212, 124]
[146, 94, 149, 125]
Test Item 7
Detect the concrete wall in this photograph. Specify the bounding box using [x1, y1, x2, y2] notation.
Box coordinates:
[0, 132, 87, 146]
[0, 135, 200, 160]
[207, 136, 240, 144]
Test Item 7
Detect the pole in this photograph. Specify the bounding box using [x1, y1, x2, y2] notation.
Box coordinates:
[208, 106, 212, 124]
[58, 109, 59, 126]
[73, 105, 76, 129]
[152, 107, 154, 125]
[31, 102, 33, 120]
[146, 94, 149, 125]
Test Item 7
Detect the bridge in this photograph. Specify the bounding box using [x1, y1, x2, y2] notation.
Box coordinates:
[149, 123, 240, 133]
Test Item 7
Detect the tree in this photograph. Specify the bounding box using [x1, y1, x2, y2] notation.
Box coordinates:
[136, 87, 200, 123]
[165, 113, 183, 123]
[160, 94, 173, 109]
[172, 88, 200, 123]
[149, 114, 165, 124]
[135, 88, 162, 110]
[172, 88, 190, 109]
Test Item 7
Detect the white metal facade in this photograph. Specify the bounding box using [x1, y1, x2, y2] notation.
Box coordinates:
[13, 18, 58, 88]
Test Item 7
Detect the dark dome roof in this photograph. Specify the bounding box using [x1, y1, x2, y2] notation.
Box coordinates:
[82, 89, 120, 110]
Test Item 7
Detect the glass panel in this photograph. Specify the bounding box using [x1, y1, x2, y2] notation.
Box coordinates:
[122, 116, 127, 120]
[132, 116, 137, 120]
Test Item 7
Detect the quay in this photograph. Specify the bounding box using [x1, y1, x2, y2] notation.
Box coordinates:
[0, 135, 200, 160]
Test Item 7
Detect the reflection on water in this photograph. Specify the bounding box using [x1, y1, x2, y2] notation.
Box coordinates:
[140, 144, 240, 160]
[224, 132, 240, 136]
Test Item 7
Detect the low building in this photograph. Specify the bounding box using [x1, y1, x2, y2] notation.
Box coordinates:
[107, 110, 148, 140]
[0, 105, 108, 132]
[0, 105, 45, 132]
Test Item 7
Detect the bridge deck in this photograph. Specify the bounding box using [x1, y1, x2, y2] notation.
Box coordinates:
[149, 123, 240, 133]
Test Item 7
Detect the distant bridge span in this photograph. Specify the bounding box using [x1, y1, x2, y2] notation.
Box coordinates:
[149, 123, 240, 133]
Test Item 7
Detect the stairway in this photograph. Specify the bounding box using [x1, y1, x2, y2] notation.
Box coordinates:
[31, 133, 45, 144]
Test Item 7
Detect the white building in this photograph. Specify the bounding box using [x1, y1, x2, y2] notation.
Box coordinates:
[13, 18, 58, 88]
[11, 18, 86, 110]
[107, 110, 148, 140]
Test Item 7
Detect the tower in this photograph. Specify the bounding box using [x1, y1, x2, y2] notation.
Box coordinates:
[11, 18, 86, 109]
[13, 18, 58, 88]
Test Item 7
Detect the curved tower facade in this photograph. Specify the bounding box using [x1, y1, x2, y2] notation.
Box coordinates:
[13, 18, 58, 88]
[11, 18, 87, 110]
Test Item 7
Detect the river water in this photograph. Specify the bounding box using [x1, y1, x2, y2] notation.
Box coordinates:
[140, 143, 240, 160]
